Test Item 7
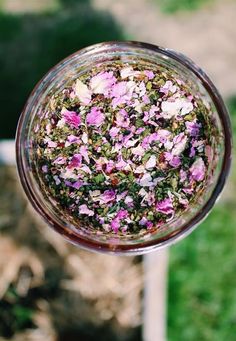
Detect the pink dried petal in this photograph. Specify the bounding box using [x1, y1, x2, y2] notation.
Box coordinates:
[95, 157, 106, 171]
[120, 66, 141, 78]
[189, 146, 196, 157]
[164, 152, 181, 167]
[42, 165, 48, 173]
[190, 157, 206, 181]
[116, 156, 128, 170]
[156, 198, 174, 215]
[172, 133, 187, 155]
[117, 191, 128, 201]
[65, 135, 80, 147]
[144, 70, 154, 79]
[80, 145, 90, 163]
[142, 94, 150, 104]
[124, 196, 133, 205]
[86, 107, 105, 126]
[161, 99, 181, 118]
[139, 173, 154, 187]
[170, 156, 181, 167]
[145, 155, 157, 169]
[160, 81, 177, 95]
[136, 127, 145, 134]
[116, 209, 128, 219]
[132, 145, 145, 156]
[65, 180, 84, 189]
[81, 132, 88, 144]
[181, 100, 193, 115]
[100, 190, 116, 204]
[75, 79, 91, 105]
[109, 126, 120, 138]
[61, 108, 81, 128]
[106, 160, 115, 173]
[178, 196, 189, 207]
[79, 204, 94, 216]
[53, 175, 61, 185]
[139, 217, 148, 226]
[47, 139, 57, 148]
[71, 180, 84, 189]
[90, 71, 116, 96]
[111, 218, 120, 233]
[80, 165, 92, 174]
[68, 154, 82, 169]
[185, 121, 201, 137]
[138, 81, 146, 97]
[53, 156, 67, 165]
[180, 169, 187, 182]
[111, 81, 136, 107]
[161, 98, 193, 118]
[116, 109, 130, 128]
[205, 145, 213, 163]
[183, 187, 194, 195]
[146, 221, 154, 230]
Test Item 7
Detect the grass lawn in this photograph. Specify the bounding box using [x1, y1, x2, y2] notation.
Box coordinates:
[168, 97, 236, 340]
[155, 0, 213, 14]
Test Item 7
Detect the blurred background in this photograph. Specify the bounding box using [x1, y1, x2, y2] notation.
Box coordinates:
[0, 0, 236, 340]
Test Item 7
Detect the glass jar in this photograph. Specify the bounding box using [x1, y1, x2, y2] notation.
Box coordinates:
[15, 41, 232, 255]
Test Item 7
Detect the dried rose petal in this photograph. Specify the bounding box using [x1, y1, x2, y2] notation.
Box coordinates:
[100, 190, 116, 204]
[145, 155, 157, 169]
[79, 204, 94, 216]
[156, 198, 174, 215]
[185, 121, 201, 137]
[75, 79, 92, 105]
[68, 154, 82, 169]
[90, 71, 116, 95]
[61, 108, 81, 128]
[86, 107, 105, 126]
[190, 157, 206, 181]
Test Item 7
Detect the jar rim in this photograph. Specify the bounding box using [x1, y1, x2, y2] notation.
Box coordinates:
[15, 41, 232, 255]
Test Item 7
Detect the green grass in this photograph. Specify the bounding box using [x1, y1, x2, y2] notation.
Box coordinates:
[168, 205, 236, 340]
[227, 97, 236, 141]
[168, 98, 236, 340]
[0, 287, 35, 337]
[155, 0, 213, 14]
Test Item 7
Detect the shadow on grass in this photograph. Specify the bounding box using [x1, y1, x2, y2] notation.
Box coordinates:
[0, 0, 124, 138]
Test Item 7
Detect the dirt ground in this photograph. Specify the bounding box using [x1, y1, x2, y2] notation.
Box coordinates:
[93, 0, 236, 98]
[0, 166, 143, 340]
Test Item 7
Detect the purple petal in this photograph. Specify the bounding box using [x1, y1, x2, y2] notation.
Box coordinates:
[86, 107, 105, 126]
[190, 157, 206, 181]
[156, 198, 174, 215]
[62, 108, 81, 128]
[100, 190, 116, 204]
[68, 154, 82, 168]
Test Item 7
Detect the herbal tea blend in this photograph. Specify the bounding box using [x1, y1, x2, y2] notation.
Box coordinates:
[33, 62, 219, 235]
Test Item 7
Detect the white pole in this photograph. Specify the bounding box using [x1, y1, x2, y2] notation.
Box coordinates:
[0, 140, 16, 165]
[143, 248, 169, 341]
